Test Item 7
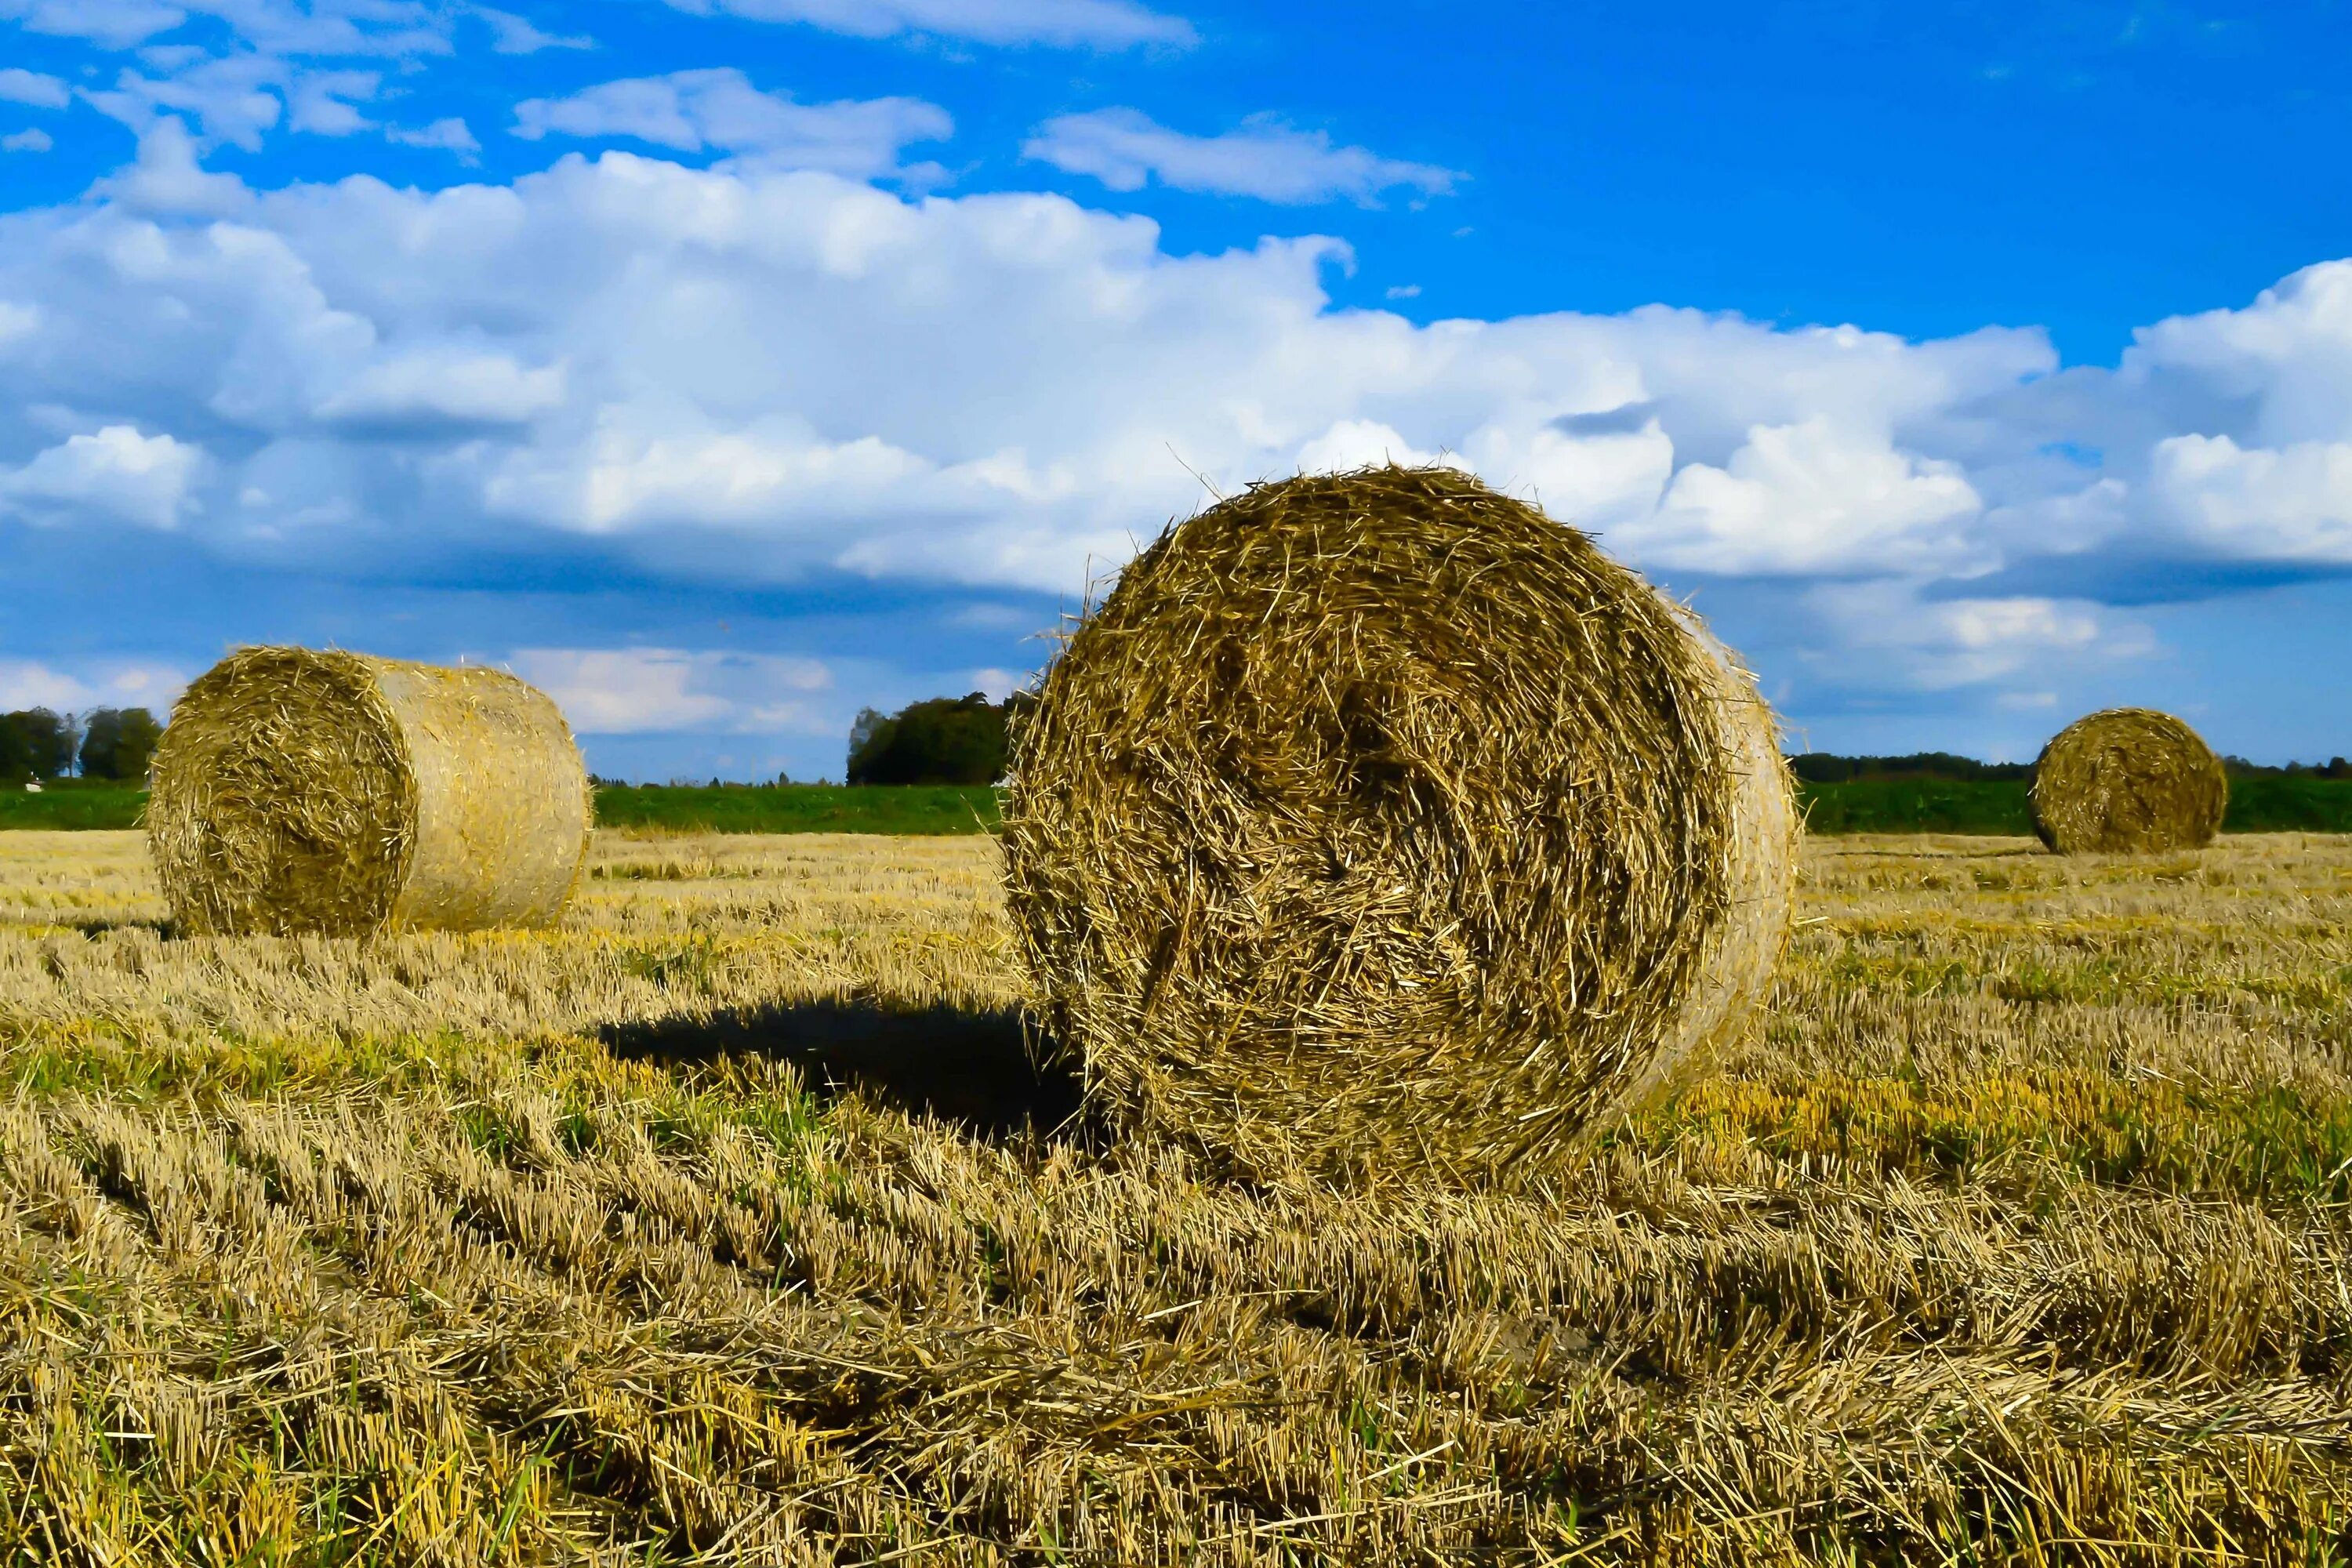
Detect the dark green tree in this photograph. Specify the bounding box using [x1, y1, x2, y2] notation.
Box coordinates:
[0, 708, 78, 782]
[846, 707, 890, 779]
[1788, 751, 2032, 784]
[847, 693, 1013, 786]
[79, 707, 164, 781]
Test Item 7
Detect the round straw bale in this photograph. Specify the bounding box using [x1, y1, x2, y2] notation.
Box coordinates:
[1000, 465, 1798, 1185]
[149, 647, 592, 936]
[2028, 706, 2227, 855]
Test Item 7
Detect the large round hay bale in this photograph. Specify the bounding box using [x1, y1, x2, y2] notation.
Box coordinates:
[1000, 465, 1798, 1185]
[149, 648, 592, 936]
[2028, 707, 2227, 855]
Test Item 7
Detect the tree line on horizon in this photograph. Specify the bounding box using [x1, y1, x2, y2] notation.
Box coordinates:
[831, 705, 2352, 793]
[9, 693, 2346, 793]
[0, 707, 164, 785]
[1791, 750, 2352, 782]
[845, 692, 1034, 786]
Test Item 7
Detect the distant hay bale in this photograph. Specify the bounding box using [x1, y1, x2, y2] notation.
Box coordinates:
[2028, 707, 2227, 855]
[1000, 465, 1798, 1185]
[149, 648, 592, 936]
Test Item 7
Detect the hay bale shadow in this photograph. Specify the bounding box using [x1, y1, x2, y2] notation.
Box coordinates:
[597, 998, 1083, 1143]
[59, 918, 173, 938]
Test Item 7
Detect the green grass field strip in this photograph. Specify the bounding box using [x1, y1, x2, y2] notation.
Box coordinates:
[13, 775, 2352, 833]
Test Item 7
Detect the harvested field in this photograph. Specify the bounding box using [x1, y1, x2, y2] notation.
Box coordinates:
[2, 828, 2352, 1563]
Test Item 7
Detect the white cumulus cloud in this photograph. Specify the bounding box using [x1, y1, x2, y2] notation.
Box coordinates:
[1294, 419, 1446, 474]
[86, 52, 288, 150]
[0, 68, 71, 109]
[1457, 418, 1675, 532]
[385, 116, 479, 155]
[12, 130, 2352, 719]
[1025, 109, 1460, 205]
[474, 5, 591, 53]
[517, 421, 930, 534]
[149, 0, 449, 58]
[2, 425, 205, 528]
[0, 659, 103, 712]
[1633, 416, 1984, 575]
[0, 141, 2069, 603]
[92, 117, 252, 215]
[0, 658, 189, 713]
[0, 0, 187, 49]
[2147, 434, 2352, 562]
[2122, 259, 2352, 447]
[508, 647, 833, 733]
[314, 348, 567, 429]
[1803, 583, 2148, 692]
[656, 0, 1195, 49]
[513, 70, 951, 178]
[285, 68, 377, 136]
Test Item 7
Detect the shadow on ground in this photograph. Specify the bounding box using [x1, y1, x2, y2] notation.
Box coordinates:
[598, 997, 1083, 1142]
[58, 918, 173, 938]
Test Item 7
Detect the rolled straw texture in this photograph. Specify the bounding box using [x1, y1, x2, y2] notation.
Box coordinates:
[2028, 706, 2228, 855]
[1000, 465, 1798, 1185]
[148, 648, 592, 936]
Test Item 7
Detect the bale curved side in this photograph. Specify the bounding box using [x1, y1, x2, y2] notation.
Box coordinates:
[149, 648, 591, 936]
[2028, 707, 2227, 855]
[1590, 620, 1797, 1130]
[1000, 464, 1798, 1185]
[374, 661, 593, 930]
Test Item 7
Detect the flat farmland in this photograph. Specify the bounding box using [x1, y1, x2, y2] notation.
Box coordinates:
[3, 829, 2352, 1564]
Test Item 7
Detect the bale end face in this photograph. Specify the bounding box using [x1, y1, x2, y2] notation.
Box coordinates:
[2028, 707, 2227, 855]
[999, 464, 1797, 1187]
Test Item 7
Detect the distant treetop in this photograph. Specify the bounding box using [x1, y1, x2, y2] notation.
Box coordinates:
[0, 708, 78, 782]
[1786, 752, 2031, 784]
[78, 707, 163, 782]
[848, 692, 1031, 786]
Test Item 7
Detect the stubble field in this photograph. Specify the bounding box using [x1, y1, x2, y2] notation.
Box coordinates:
[2, 829, 2350, 1564]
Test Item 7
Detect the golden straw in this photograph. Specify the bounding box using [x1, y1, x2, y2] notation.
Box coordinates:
[148, 647, 592, 935]
[999, 464, 1798, 1188]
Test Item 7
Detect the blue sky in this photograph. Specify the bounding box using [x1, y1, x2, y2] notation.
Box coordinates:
[3, 0, 2352, 779]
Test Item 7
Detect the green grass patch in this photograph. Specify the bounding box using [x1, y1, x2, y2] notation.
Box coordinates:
[1797, 777, 2036, 834]
[16, 774, 2352, 837]
[590, 782, 1000, 835]
[0, 780, 145, 829]
[2221, 776, 2352, 832]
[0, 781, 1004, 834]
[1798, 775, 2352, 835]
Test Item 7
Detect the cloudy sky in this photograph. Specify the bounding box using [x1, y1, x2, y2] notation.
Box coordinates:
[3, 0, 2352, 779]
